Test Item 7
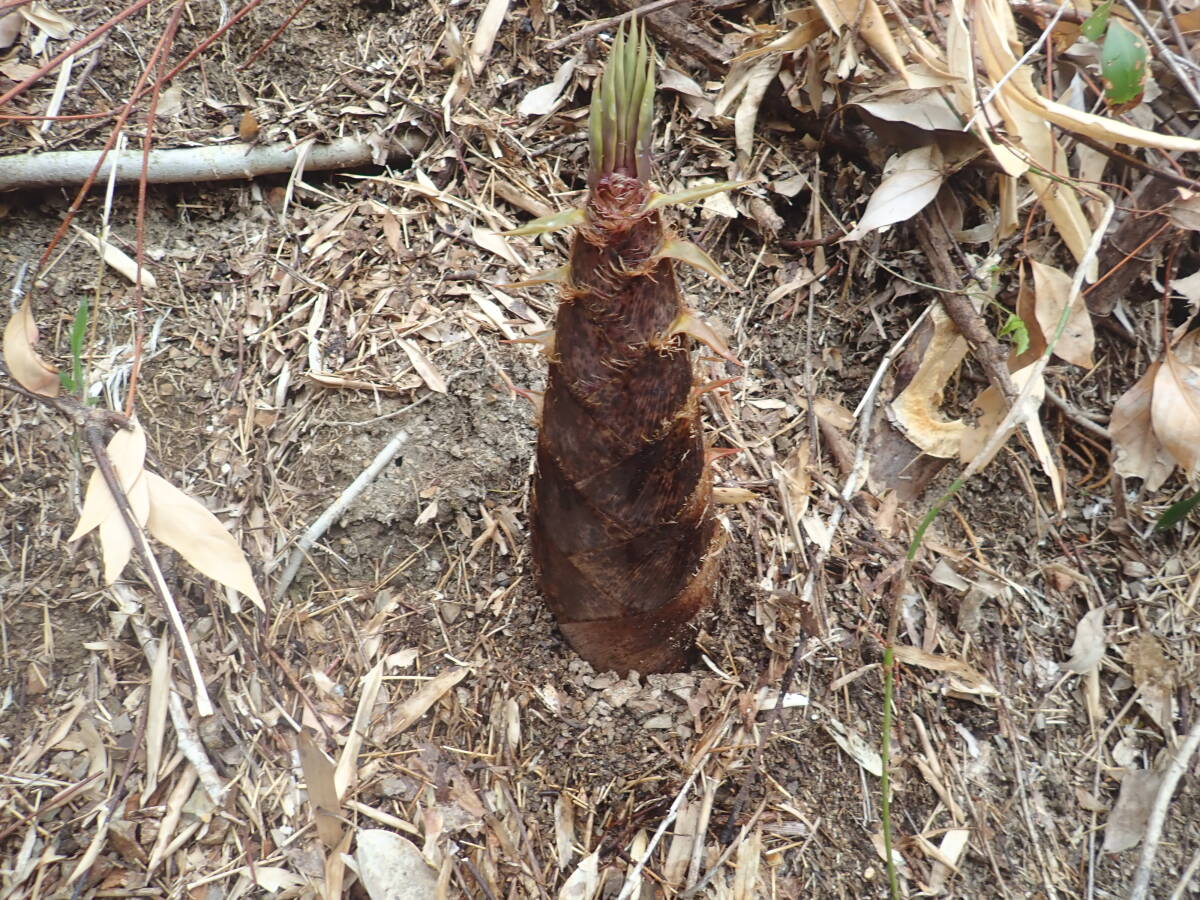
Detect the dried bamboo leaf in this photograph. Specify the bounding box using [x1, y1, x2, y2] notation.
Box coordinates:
[892, 644, 998, 697]
[399, 338, 447, 393]
[1110, 362, 1174, 489]
[1029, 259, 1094, 369]
[72, 225, 157, 288]
[558, 849, 600, 900]
[297, 728, 343, 849]
[468, 0, 509, 75]
[143, 629, 172, 798]
[143, 471, 265, 610]
[2, 297, 59, 397]
[334, 660, 384, 799]
[1151, 349, 1200, 475]
[842, 144, 944, 242]
[386, 666, 468, 738]
[891, 304, 969, 457]
[355, 830, 438, 900]
[1062, 606, 1106, 675]
[70, 423, 148, 541]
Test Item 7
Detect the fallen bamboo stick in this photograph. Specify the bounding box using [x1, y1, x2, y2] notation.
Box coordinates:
[0, 133, 425, 191]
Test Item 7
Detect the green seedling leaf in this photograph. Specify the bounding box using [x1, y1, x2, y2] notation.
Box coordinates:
[63, 295, 89, 397]
[1081, 0, 1112, 41]
[1155, 490, 1200, 532]
[1101, 20, 1150, 107]
[998, 312, 1030, 356]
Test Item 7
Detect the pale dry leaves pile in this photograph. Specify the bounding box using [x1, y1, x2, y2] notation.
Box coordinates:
[718, 0, 1200, 499]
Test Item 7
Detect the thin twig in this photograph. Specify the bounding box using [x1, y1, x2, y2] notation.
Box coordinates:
[544, 0, 695, 51]
[1157, 0, 1194, 62]
[680, 798, 768, 898]
[615, 753, 708, 900]
[1071, 130, 1200, 194]
[272, 428, 410, 600]
[121, 586, 227, 803]
[919, 209, 1017, 405]
[1168, 843, 1200, 900]
[1045, 389, 1111, 440]
[1128, 715, 1200, 900]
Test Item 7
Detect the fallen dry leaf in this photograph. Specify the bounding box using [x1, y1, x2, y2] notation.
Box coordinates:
[555, 794, 576, 871]
[467, 0, 509, 75]
[1109, 362, 1175, 490]
[826, 716, 883, 777]
[399, 338, 447, 393]
[959, 362, 1062, 510]
[891, 305, 968, 457]
[972, 0, 1095, 275]
[144, 471, 266, 610]
[517, 57, 576, 116]
[842, 144, 944, 242]
[959, 362, 1044, 466]
[854, 91, 962, 132]
[976, 0, 1200, 154]
[1151, 348, 1200, 476]
[892, 644, 998, 697]
[472, 226, 525, 269]
[927, 828, 971, 894]
[69, 423, 149, 583]
[334, 660, 384, 799]
[70, 424, 148, 542]
[237, 866, 305, 893]
[1061, 606, 1106, 675]
[99, 468, 149, 584]
[1104, 769, 1163, 852]
[558, 849, 600, 900]
[73, 226, 157, 289]
[297, 728, 343, 849]
[735, 8, 828, 61]
[3, 297, 60, 397]
[1168, 190, 1200, 232]
[1029, 259, 1094, 369]
[732, 54, 781, 164]
[1127, 632, 1174, 735]
[21, 1, 73, 41]
[0, 10, 22, 49]
[386, 666, 468, 738]
[814, 0, 911, 83]
[946, 0, 1026, 177]
[355, 830, 438, 900]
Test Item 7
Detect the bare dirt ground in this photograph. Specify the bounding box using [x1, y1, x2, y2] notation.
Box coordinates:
[2, 0, 1199, 898]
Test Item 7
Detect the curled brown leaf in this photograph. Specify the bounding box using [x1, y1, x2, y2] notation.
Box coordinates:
[3, 298, 60, 397]
[1109, 362, 1175, 490]
[1151, 349, 1200, 476]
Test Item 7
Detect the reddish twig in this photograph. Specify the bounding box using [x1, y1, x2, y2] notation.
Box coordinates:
[544, 0, 695, 51]
[239, 0, 317, 70]
[33, 2, 189, 274]
[0, 0, 157, 109]
[125, 0, 185, 417]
